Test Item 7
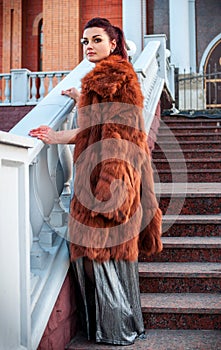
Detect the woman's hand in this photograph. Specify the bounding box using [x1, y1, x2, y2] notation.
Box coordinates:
[29, 125, 58, 144]
[29, 125, 80, 144]
[61, 87, 80, 102]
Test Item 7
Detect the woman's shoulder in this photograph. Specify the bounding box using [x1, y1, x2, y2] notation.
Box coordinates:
[96, 55, 136, 77]
[81, 55, 139, 98]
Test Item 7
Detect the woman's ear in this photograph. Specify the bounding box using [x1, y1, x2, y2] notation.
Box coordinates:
[111, 39, 117, 51]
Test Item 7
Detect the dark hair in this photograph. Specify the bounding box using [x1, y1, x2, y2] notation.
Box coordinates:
[83, 17, 128, 60]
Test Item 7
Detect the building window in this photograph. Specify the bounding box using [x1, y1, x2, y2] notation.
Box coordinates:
[38, 19, 43, 71]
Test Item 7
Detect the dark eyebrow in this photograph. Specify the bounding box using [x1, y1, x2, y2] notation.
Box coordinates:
[83, 34, 102, 39]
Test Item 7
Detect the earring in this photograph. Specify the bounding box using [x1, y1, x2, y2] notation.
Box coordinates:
[111, 48, 114, 53]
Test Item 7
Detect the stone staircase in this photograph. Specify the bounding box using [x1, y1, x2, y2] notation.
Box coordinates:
[67, 114, 221, 349]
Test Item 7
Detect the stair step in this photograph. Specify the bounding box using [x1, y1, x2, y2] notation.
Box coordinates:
[139, 261, 221, 277]
[162, 236, 221, 248]
[140, 237, 221, 263]
[141, 293, 221, 329]
[152, 149, 221, 160]
[153, 158, 221, 170]
[163, 214, 221, 237]
[155, 183, 221, 215]
[159, 195, 221, 215]
[139, 262, 221, 293]
[163, 214, 221, 224]
[157, 133, 221, 142]
[159, 125, 221, 134]
[161, 116, 221, 124]
[141, 292, 221, 313]
[154, 140, 220, 150]
[154, 169, 221, 182]
[155, 182, 221, 194]
[66, 330, 221, 349]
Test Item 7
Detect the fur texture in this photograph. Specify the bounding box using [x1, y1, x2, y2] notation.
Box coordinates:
[68, 55, 162, 262]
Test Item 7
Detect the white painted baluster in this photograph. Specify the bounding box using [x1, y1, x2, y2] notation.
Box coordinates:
[58, 117, 73, 195]
[4, 75, 11, 103]
[38, 73, 46, 101]
[29, 161, 49, 270]
[30, 74, 37, 102]
[36, 146, 57, 246]
[48, 144, 67, 228]
[47, 73, 54, 93]
[55, 72, 62, 84]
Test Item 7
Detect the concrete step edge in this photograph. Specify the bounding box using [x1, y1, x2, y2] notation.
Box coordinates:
[161, 236, 221, 248]
[154, 182, 221, 195]
[141, 293, 221, 314]
[163, 214, 221, 224]
[138, 262, 221, 278]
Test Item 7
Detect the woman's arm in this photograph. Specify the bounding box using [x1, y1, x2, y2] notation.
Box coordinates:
[29, 125, 80, 144]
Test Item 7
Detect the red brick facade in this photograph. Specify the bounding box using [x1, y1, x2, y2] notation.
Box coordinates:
[0, 0, 221, 73]
[0, 0, 123, 73]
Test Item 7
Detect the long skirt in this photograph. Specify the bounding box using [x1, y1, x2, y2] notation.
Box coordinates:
[72, 257, 145, 346]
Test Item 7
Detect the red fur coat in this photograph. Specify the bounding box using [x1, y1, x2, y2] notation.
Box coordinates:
[68, 55, 162, 263]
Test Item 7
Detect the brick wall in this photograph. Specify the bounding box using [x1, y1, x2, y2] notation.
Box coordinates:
[37, 268, 78, 350]
[0, 105, 34, 132]
[80, 0, 122, 31]
[22, 0, 43, 71]
[152, 0, 170, 48]
[43, 0, 80, 71]
[2, 0, 22, 72]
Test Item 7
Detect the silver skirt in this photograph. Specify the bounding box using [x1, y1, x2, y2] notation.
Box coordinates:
[72, 258, 145, 346]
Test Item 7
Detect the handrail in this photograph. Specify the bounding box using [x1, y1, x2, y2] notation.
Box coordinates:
[0, 35, 172, 350]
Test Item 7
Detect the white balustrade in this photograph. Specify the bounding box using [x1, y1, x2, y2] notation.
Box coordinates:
[134, 39, 165, 132]
[0, 73, 11, 104]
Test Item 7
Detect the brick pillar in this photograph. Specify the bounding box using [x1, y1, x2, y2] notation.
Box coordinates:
[43, 0, 80, 71]
[2, 0, 22, 72]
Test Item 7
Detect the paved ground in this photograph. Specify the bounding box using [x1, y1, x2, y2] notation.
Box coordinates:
[66, 330, 221, 350]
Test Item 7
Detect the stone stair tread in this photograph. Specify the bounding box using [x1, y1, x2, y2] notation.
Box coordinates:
[163, 214, 221, 223]
[153, 158, 221, 163]
[66, 330, 221, 349]
[158, 132, 221, 136]
[139, 261, 221, 277]
[155, 182, 221, 195]
[161, 236, 221, 248]
[157, 140, 220, 144]
[141, 293, 221, 313]
[160, 125, 221, 130]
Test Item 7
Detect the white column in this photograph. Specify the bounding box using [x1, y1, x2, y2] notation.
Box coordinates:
[11, 69, 30, 106]
[169, 0, 191, 72]
[123, 0, 143, 61]
[189, 0, 196, 71]
[0, 132, 35, 350]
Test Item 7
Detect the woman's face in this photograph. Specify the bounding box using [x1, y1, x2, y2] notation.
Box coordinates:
[81, 27, 116, 64]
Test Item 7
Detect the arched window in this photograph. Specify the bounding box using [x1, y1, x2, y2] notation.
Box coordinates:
[204, 39, 221, 108]
[38, 19, 43, 71]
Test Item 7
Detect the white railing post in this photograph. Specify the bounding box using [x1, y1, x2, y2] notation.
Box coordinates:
[11, 68, 30, 106]
[0, 132, 35, 350]
[144, 34, 167, 80]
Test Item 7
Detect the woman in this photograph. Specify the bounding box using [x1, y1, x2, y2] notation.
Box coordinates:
[30, 17, 162, 346]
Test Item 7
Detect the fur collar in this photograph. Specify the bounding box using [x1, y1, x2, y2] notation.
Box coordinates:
[81, 55, 139, 99]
